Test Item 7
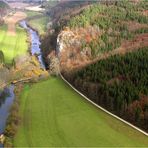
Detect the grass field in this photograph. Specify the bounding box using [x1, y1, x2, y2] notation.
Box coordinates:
[25, 10, 49, 35]
[25, 11, 42, 18]
[0, 25, 28, 64]
[14, 77, 148, 147]
[28, 16, 49, 35]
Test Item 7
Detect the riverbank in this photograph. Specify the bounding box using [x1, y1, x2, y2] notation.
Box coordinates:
[25, 10, 49, 36]
[26, 15, 49, 36]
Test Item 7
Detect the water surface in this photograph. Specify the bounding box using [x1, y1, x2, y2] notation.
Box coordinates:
[20, 21, 45, 69]
[0, 85, 14, 147]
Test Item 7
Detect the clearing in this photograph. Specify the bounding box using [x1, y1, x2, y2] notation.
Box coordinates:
[5, 11, 27, 36]
[14, 77, 148, 147]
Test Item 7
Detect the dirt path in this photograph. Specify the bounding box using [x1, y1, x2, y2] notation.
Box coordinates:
[5, 11, 27, 36]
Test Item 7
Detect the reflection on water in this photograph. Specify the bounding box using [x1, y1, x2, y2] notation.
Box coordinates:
[0, 85, 14, 134]
[0, 88, 9, 107]
[0, 86, 14, 147]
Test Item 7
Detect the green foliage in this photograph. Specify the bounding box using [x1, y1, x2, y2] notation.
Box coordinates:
[77, 47, 148, 103]
[68, 1, 148, 29]
[25, 11, 42, 18]
[28, 16, 49, 35]
[68, 4, 106, 28]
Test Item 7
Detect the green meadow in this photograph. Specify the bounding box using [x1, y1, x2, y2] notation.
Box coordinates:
[0, 25, 28, 64]
[25, 11, 42, 18]
[26, 10, 49, 35]
[14, 77, 148, 147]
[28, 16, 49, 35]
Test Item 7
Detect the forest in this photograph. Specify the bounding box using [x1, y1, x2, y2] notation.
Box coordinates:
[67, 0, 148, 57]
[64, 47, 148, 132]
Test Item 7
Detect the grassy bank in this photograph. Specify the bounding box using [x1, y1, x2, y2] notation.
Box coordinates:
[0, 25, 28, 64]
[25, 11, 42, 18]
[14, 77, 148, 147]
[28, 16, 49, 35]
[26, 10, 49, 35]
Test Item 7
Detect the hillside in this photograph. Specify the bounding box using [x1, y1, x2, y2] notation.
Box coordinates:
[57, 0, 147, 70]
[41, 0, 97, 59]
[42, 0, 148, 132]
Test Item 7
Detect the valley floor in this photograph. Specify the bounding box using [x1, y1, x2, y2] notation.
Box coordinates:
[14, 77, 148, 147]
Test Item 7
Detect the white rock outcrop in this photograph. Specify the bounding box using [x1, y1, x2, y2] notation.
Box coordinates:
[56, 30, 76, 53]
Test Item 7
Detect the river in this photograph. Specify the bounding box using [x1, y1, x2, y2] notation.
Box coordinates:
[20, 20, 45, 69]
[0, 86, 14, 134]
[0, 20, 45, 147]
[0, 86, 14, 147]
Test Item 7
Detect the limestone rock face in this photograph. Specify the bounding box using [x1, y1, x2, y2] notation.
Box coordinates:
[56, 26, 101, 71]
[56, 30, 77, 52]
[56, 30, 84, 71]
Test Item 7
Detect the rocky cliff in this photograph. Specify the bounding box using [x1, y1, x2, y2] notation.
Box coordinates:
[56, 26, 101, 72]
